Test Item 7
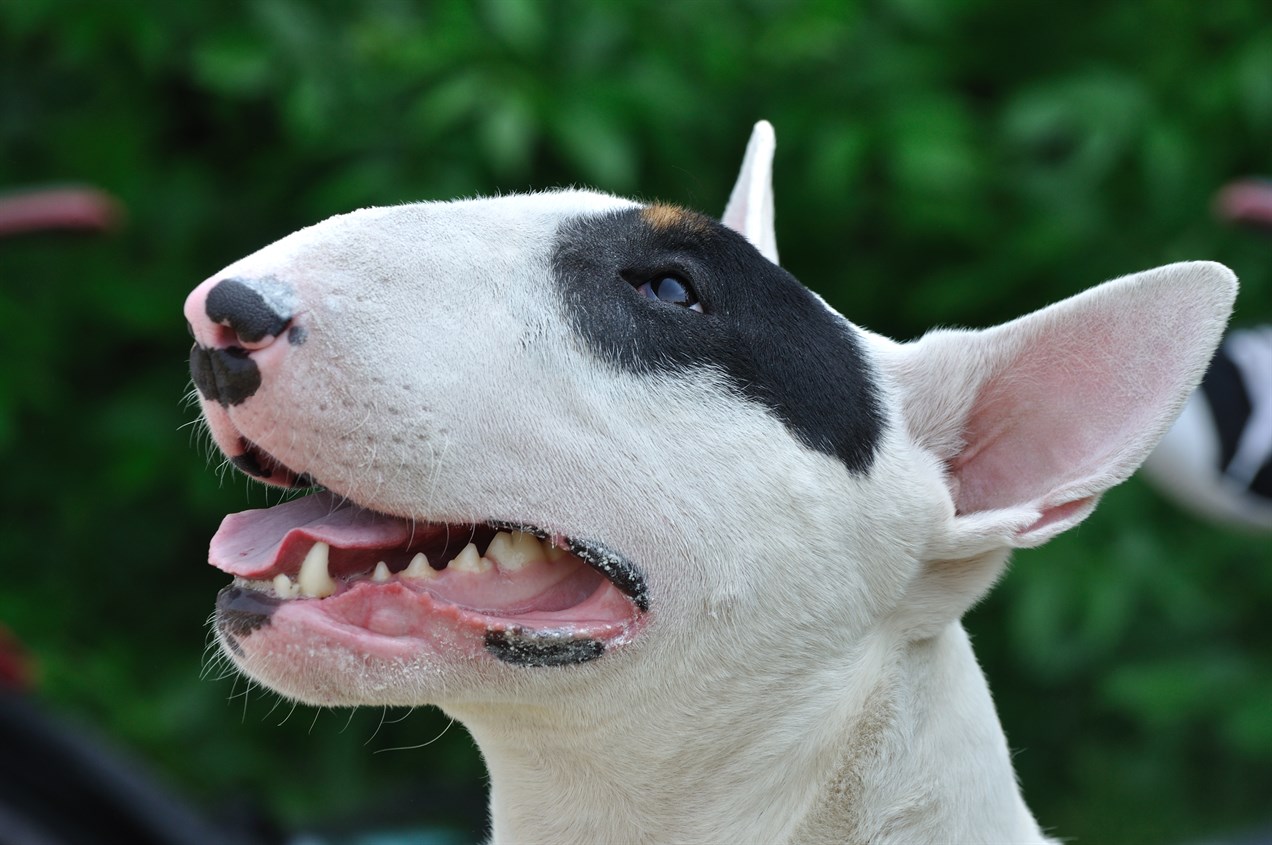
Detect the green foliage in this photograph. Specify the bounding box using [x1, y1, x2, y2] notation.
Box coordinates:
[2, 0, 1270, 841]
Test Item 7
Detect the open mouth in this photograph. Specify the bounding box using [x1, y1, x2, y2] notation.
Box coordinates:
[210, 451, 648, 668]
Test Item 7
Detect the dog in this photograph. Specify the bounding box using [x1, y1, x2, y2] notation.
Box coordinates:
[185, 122, 1236, 844]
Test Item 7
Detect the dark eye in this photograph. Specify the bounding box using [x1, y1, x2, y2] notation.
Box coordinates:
[634, 275, 704, 313]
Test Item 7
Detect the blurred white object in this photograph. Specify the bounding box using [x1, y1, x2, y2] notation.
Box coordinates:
[1143, 325, 1272, 531]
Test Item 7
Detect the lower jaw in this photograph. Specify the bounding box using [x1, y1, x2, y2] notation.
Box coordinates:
[215, 577, 643, 674]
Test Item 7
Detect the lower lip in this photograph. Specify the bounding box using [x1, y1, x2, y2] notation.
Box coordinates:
[217, 576, 644, 664]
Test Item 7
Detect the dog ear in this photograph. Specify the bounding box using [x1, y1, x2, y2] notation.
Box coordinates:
[883, 261, 1237, 556]
[722, 120, 779, 264]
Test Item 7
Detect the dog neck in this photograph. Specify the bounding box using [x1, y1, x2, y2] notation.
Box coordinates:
[450, 623, 1052, 845]
[792, 624, 1053, 844]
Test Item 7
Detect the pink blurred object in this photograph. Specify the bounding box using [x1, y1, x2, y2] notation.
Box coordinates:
[0, 186, 123, 237]
[1215, 179, 1272, 230]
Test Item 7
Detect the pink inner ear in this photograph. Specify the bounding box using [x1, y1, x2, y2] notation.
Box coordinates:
[949, 309, 1184, 517]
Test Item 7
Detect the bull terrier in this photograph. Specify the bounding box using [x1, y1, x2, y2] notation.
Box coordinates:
[185, 122, 1236, 843]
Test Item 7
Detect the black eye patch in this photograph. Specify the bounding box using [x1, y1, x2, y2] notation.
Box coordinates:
[551, 205, 886, 474]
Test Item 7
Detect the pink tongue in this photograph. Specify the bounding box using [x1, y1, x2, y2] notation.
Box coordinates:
[209, 492, 413, 578]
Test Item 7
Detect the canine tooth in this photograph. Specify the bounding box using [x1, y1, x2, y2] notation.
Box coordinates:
[272, 574, 300, 599]
[372, 561, 392, 582]
[487, 530, 542, 571]
[297, 541, 336, 598]
[403, 552, 434, 579]
[452, 542, 491, 573]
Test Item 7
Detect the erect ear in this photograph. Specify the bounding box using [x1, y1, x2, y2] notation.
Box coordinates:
[722, 120, 778, 264]
[882, 261, 1237, 559]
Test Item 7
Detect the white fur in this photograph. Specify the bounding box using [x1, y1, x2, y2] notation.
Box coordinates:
[189, 131, 1237, 844]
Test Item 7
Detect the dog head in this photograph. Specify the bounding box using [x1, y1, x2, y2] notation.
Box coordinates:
[186, 124, 1235, 719]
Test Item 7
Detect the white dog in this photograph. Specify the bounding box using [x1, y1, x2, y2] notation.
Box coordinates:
[185, 123, 1235, 844]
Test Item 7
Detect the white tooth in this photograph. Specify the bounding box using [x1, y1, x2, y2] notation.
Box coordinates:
[297, 541, 336, 598]
[511, 531, 545, 563]
[486, 531, 514, 560]
[403, 552, 434, 579]
[451, 542, 491, 573]
[272, 573, 300, 599]
[372, 561, 392, 582]
[488, 530, 542, 572]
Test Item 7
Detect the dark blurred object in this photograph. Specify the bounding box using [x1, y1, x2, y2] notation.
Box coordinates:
[0, 688, 274, 845]
[0, 186, 122, 237]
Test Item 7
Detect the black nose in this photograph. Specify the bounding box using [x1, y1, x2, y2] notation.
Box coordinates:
[188, 277, 294, 407]
[204, 277, 291, 346]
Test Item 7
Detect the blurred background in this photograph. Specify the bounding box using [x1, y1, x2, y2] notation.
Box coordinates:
[2, 0, 1271, 842]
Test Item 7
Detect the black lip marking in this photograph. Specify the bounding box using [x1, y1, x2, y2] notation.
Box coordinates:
[565, 537, 649, 612]
[190, 343, 262, 406]
[230, 451, 270, 478]
[488, 521, 649, 613]
[552, 206, 885, 474]
[488, 520, 550, 540]
[230, 440, 318, 488]
[484, 629, 605, 667]
[215, 586, 280, 654]
[287, 325, 308, 346]
[205, 277, 291, 344]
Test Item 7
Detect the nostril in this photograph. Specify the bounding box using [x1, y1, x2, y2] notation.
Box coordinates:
[204, 277, 293, 349]
[213, 322, 256, 350]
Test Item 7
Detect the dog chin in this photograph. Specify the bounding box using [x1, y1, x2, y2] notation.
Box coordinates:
[215, 617, 466, 708]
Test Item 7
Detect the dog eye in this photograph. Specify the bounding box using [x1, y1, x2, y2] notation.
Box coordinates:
[635, 276, 704, 313]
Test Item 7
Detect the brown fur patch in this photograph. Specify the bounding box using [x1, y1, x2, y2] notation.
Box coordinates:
[641, 204, 708, 233]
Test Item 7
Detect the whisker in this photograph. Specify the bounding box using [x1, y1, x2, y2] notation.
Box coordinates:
[373, 718, 455, 755]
